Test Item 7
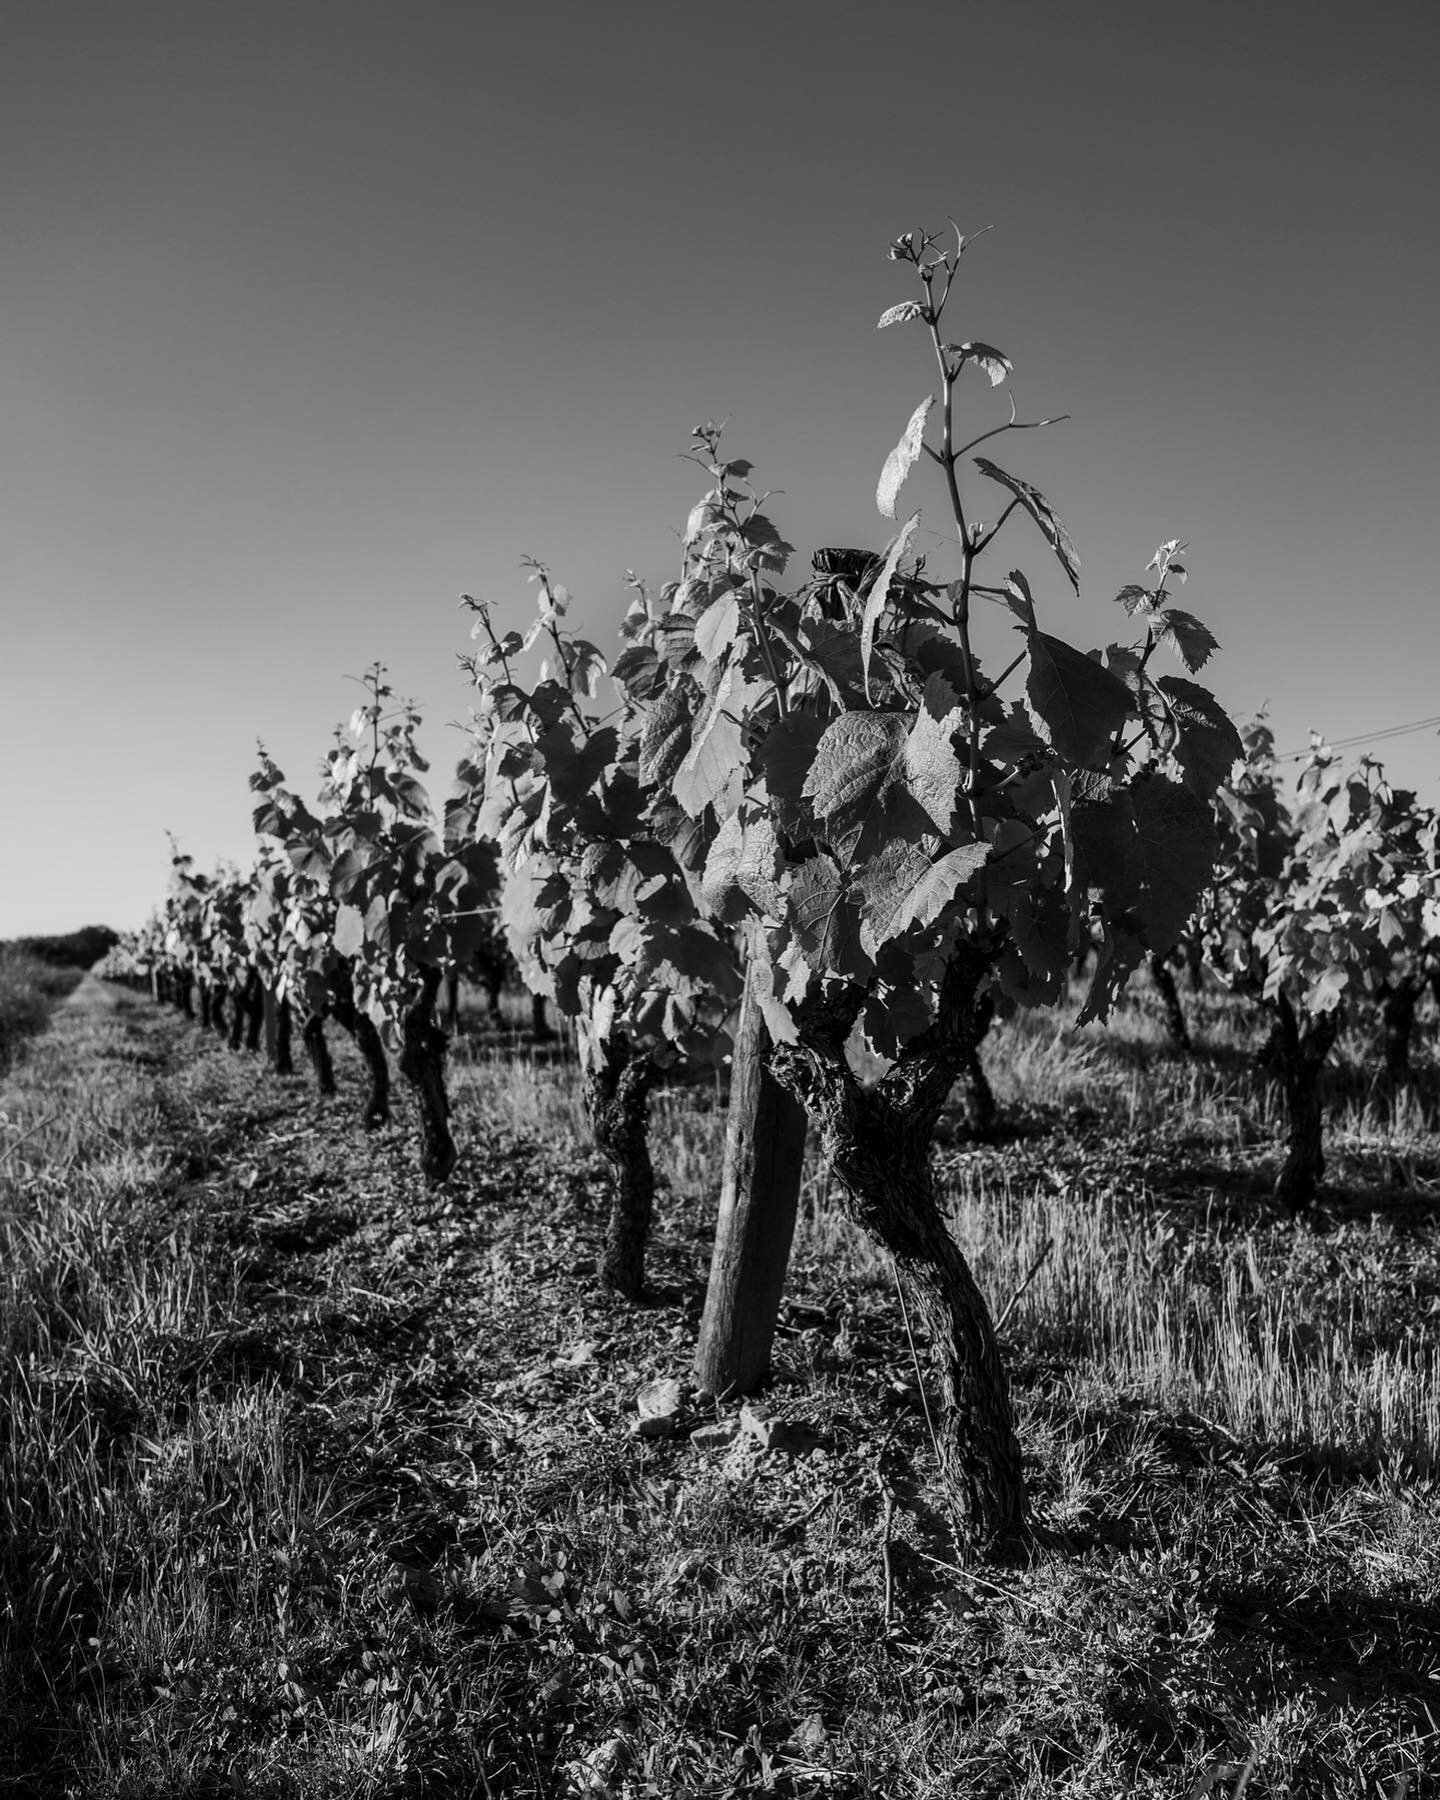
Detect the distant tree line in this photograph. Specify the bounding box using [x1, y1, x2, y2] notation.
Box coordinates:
[4, 925, 120, 969]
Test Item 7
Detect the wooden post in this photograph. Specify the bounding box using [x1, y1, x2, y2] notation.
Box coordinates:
[694, 963, 809, 1398]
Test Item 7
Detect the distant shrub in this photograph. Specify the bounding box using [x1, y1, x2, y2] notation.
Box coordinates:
[0, 948, 81, 1072]
[11, 924, 119, 969]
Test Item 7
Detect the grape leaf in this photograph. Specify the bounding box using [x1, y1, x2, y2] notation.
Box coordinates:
[877, 301, 925, 330]
[638, 688, 691, 789]
[855, 839, 989, 952]
[877, 400, 932, 521]
[953, 341, 1012, 386]
[700, 810, 746, 922]
[974, 457, 1080, 591]
[853, 839, 934, 956]
[1073, 776, 1216, 959]
[860, 512, 921, 698]
[882, 842, 991, 939]
[802, 712, 909, 831]
[674, 666, 742, 818]
[1026, 633, 1132, 766]
[735, 814, 784, 917]
[759, 712, 828, 836]
[788, 854, 865, 973]
[903, 704, 964, 835]
[694, 592, 741, 664]
[1151, 608, 1219, 673]
[1157, 676, 1243, 799]
[333, 903, 366, 959]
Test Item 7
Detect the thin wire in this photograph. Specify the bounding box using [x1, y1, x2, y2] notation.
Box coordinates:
[1274, 713, 1440, 762]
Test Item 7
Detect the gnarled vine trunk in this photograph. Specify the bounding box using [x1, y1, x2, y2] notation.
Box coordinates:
[227, 979, 249, 1052]
[270, 989, 295, 1077]
[1148, 952, 1190, 1053]
[584, 1038, 658, 1302]
[485, 970, 505, 1028]
[956, 990, 997, 1135]
[444, 970, 461, 1035]
[243, 970, 264, 1053]
[329, 975, 392, 1128]
[1381, 980, 1417, 1090]
[770, 950, 1027, 1550]
[400, 966, 456, 1184]
[198, 981, 212, 1029]
[354, 1014, 392, 1128]
[302, 1011, 337, 1096]
[1270, 993, 1339, 1213]
[531, 992, 554, 1042]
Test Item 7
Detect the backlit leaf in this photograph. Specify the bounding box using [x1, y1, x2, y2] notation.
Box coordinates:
[789, 854, 864, 974]
[694, 593, 741, 664]
[638, 688, 691, 789]
[954, 341, 1012, 386]
[802, 712, 908, 829]
[877, 301, 925, 330]
[903, 704, 964, 835]
[1026, 634, 1132, 766]
[1152, 608, 1219, 673]
[880, 842, 991, 940]
[877, 400, 932, 521]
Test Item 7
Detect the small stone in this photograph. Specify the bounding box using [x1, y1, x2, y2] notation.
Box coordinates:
[739, 1402, 785, 1450]
[689, 1418, 740, 1449]
[633, 1377, 684, 1438]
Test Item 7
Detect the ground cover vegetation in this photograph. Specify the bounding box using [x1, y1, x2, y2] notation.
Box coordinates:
[22, 222, 1440, 1792]
[0, 946, 87, 1074]
[1, 972, 1438, 1797]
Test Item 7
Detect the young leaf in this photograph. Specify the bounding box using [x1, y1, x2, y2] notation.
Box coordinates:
[877, 399, 933, 521]
[953, 342, 1012, 386]
[877, 301, 926, 330]
[1151, 609, 1219, 673]
[860, 512, 921, 699]
[1026, 633, 1132, 765]
[974, 458, 1081, 591]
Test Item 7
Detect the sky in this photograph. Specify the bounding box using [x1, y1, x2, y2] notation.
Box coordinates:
[3, 1, 1438, 937]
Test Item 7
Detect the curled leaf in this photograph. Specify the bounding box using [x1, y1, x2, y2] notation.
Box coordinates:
[974, 457, 1080, 592]
[877, 301, 925, 330]
[860, 513, 920, 700]
[952, 341, 1012, 386]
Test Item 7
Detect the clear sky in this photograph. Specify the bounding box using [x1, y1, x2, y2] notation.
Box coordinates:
[4, 1, 1438, 937]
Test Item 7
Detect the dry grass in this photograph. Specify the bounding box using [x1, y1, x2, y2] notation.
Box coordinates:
[0, 971, 1437, 1795]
